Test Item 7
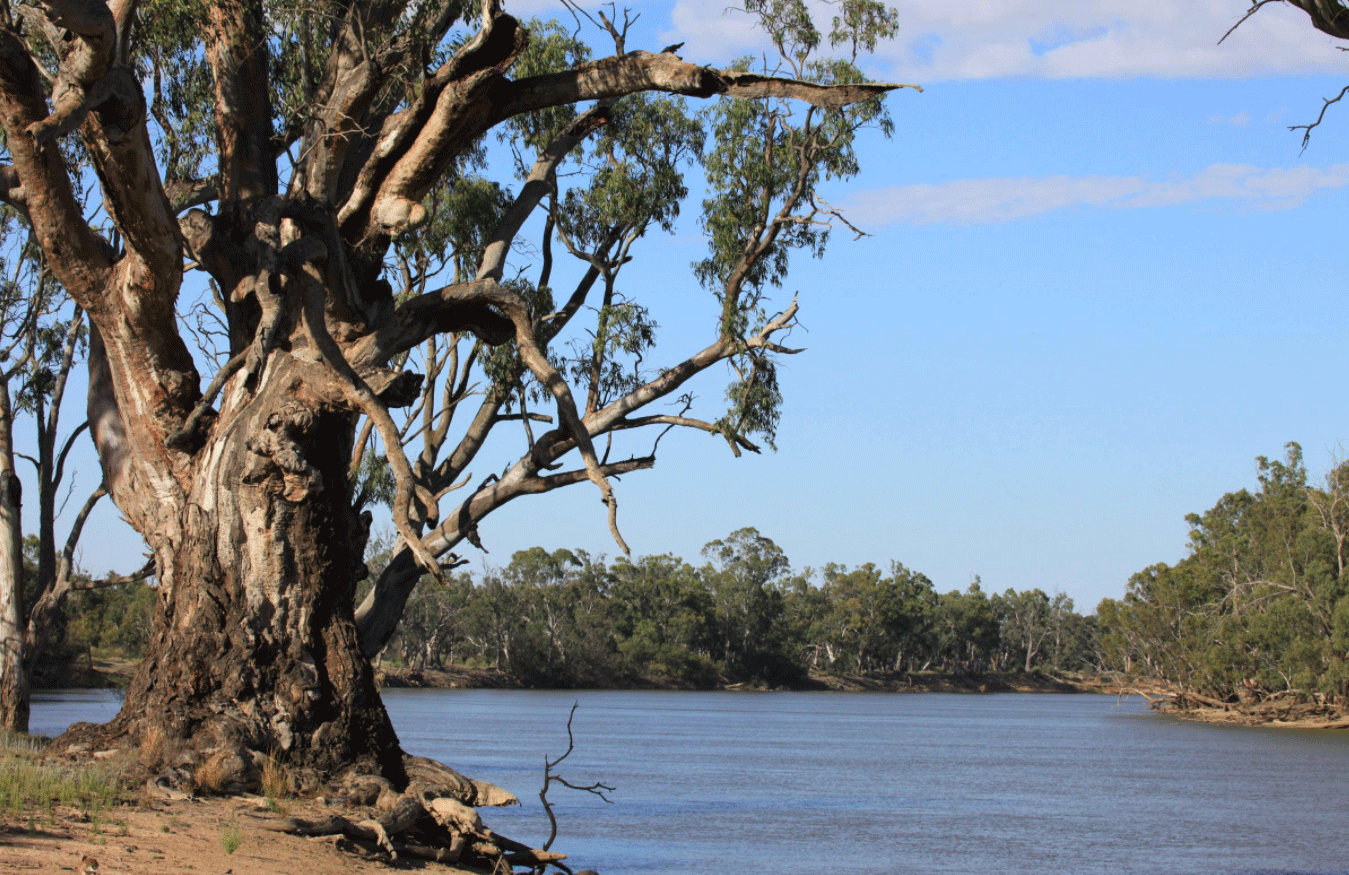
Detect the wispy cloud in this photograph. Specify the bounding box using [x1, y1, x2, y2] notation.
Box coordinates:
[1208, 110, 1253, 127]
[664, 0, 1348, 81]
[840, 163, 1349, 226]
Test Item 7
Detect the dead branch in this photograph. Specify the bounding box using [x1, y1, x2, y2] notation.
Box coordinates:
[1290, 83, 1349, 149]
[540, 703, 614, 852]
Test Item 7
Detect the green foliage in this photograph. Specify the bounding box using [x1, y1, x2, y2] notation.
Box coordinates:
[221, 819, 241, 855]
[134, 0, 214, 185]
[479, 278, 556, 408]
[557, 94, 704, 248]
[501, 19, 593, 170]
[691, 20, 893, 448]
[1098, 443, 1349, 706]
[353, 447, 397, 511]
[701, 528, 797, 684]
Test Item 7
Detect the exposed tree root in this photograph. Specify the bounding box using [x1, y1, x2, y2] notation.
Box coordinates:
[127, 746, 573, 873]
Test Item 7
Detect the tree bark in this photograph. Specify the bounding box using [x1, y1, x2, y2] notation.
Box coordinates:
[0, 378, 28, 733]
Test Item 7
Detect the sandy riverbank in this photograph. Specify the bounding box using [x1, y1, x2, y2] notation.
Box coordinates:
[1, 792, 507, 875]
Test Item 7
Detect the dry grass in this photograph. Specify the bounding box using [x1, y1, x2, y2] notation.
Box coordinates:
[261, 753, 293, 813]
[137, 722, 180, 771]
[192, 749, 234, 795]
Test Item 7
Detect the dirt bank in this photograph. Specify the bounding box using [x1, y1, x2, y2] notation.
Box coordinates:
[0, 792, 527, 875]
[791, 670, 1099, 694]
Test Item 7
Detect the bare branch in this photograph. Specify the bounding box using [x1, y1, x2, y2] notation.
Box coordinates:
[1220, 1, 1285, 44]
[540, 702, 614, 852]
[611, 414, 762, 455]
[493, 52, 919, 124]
[1290, 83, 1349, 149]
[477, 104, 611, 283]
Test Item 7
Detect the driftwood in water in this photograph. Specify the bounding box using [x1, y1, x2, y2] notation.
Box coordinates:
[1136, 683, 1346, 727]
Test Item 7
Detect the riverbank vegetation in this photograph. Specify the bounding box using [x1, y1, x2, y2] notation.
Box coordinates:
[1096, 444, 1349, 725]
[36, 526, 1100, 691]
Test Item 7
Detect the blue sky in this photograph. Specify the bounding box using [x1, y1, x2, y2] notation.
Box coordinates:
[52, 0, 1349, 612]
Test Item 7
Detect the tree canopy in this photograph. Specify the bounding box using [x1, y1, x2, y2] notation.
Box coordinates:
[1097, 444, 1349, 713]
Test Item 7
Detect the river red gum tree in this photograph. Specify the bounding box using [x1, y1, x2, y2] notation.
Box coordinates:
[0, 0, 904, 791]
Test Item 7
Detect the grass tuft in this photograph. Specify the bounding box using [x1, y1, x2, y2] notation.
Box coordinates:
[260, 754, 292, 814]
[192, 750, 232, 795]
[0, 732, 127, 820]
[221, 820, 241, 854]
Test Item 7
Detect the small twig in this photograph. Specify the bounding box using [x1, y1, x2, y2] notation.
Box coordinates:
[1219, 0, 1282, 45]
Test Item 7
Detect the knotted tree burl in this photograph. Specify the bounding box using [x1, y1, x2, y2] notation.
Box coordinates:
[0, 0, 907, 830]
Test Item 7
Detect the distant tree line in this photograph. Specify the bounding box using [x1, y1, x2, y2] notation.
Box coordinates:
[371, 527, 1098, 688]
[33, 525, 1100, 690]
[1096, 444, 1349, 708]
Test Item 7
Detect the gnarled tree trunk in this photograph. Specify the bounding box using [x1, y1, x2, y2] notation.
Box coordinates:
[104, 353, 400, 778]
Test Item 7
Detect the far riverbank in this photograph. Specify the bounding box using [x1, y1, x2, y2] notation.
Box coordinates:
[53, 655, 1113, 695]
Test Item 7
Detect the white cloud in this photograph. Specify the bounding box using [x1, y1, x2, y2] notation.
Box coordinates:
[1209, 110, 1252, 126]
[840, 163, 1349, 226]
[662, 0, 1349, 80]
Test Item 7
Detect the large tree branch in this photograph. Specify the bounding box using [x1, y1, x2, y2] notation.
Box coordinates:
[0, 29, 112, 305]
[1226, 1, 1349, 40]
[353, 454, 653, 657]
[492, 52, 918, 123]
[478, 103, 611, 282]
[1285, 0, 1349, 39]
[337, 8, 527, 247]
[348, 278, 514, 370]
[295, 0, 461, 204]
[208, 0, 277, 216]
[22, 0, 116, 146]
[349, 104, 612, 370]
[19, 0, 177, 293]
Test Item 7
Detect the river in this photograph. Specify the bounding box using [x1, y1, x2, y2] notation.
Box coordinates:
[29, 689, 1349, 874]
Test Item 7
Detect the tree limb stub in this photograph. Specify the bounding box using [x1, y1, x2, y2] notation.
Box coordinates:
[1288, 0, 1349, 39]
[23, 0, 116, 148]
